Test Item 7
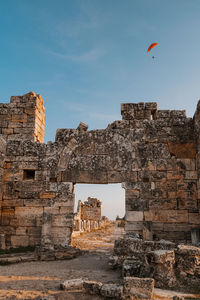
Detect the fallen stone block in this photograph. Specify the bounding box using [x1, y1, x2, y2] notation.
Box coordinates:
[148, 249, 175, 264]
[83, 280, 102, 295]
[60, 278, 83, 291]
[100, 283, 123, 299]
[147, 250, 176, 288]
[123, 277, 154, 299]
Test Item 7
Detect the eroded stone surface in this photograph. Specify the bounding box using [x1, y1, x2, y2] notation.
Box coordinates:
[112, 236, 200, 293]
[0, 92, 200, 255]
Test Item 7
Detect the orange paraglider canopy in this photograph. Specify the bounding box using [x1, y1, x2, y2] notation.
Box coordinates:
[147, 43, 159, 53]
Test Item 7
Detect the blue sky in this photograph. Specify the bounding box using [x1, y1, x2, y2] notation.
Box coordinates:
[1, 0, 200, 219]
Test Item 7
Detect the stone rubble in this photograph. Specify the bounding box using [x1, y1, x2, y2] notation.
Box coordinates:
[60, 278, 84, 291]
[61, 277, 154, 299]
[111, 236, 200, 293]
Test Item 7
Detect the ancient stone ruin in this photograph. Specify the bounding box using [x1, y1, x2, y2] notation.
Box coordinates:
[1, 91, 200, 295]
[0, 91, 199, 249]
[73, 197, 103, 233]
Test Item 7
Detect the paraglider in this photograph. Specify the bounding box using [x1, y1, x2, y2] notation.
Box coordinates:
[147, 43, 158, 59]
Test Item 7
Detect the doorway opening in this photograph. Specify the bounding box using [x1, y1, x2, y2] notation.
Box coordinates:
[71, 183, 125, 251]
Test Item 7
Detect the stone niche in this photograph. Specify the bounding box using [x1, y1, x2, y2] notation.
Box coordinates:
[0, 92, 200, 250]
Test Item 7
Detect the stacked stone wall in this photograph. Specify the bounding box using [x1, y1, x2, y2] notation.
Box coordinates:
[56, 103, 198, 243]
[0, 92, 45, 143]
[1, 139, 74, 248]
[0, 92, 200, 249]
[112, 237, 200, 293]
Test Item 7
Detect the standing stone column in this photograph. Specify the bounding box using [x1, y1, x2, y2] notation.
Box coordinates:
[41, 212, 53, 250]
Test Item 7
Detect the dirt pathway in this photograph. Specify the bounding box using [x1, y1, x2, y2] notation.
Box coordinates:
[0, 225, 122, 299]
[0, 225, 199, 299]
[71, 223, 120, 250]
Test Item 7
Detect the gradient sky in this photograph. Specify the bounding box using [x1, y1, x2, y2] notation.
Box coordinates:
[1, 0, 200, 219]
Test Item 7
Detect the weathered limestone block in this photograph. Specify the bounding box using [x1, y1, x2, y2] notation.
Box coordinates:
[1, 207, 15, 225]
[167, 141, 196, 158]
[188, 212, 200, 224]
[100, 284, 123, 299]
[51, 227, 72, 246]
[149, 198, 177, 210]
[175, 245, 200, 276]
[16, 227, 27, 235]
[40, 192, 56, 199]
[57, 182, 73, 198]
[10, 235, 29, 247]
[61, 169, 108, 184]
[83, 280, 103, 295]
[51, 215, 73, 227]
[175, 245, 200, 292]
[122, 259, 142, 277]
[3, 182, 18, 199]
[123, 277, 154, 300]
[15, 206, 43, 218]
[60, 278, 83, 291]
[124, 222, 143, 233]
[77, 122, 88, 132]
[12, 207, 43, 228]
[144, 210, 188, 223]
[114, 236, 200, 293]
[126, 211, 143, 223]
[147, 250, 176, 288]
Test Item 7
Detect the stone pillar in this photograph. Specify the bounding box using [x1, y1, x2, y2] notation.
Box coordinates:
[41, 212, 53, 250]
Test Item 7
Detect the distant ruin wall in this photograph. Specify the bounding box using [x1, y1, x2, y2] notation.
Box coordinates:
[73, 197, 102, 233]
[0, 92, 199, 249]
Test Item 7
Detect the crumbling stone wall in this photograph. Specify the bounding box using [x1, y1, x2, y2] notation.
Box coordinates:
[73, 197, 102, 233]
[0, 92, 200, 250]
[0, 92, 45, 143]
[111, 236, 200, 293]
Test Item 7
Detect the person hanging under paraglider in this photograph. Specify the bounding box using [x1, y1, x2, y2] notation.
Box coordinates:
[147, 43, 158, 59]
